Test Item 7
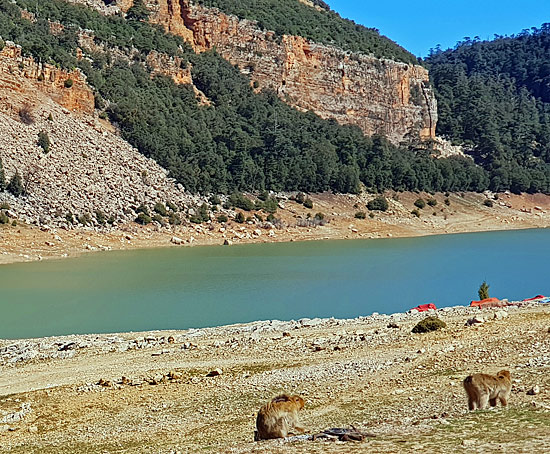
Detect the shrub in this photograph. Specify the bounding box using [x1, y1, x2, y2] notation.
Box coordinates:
[427, 198, 437, 207]
[483, 199, 493, 207]
[209, 194, 221, 205]
[7, 172, 24, 197]
[154, 202, 167, 216]
[295, 192, 305, 204]
[0, 157, 5, 192]
[411, 209, 420, 217]
[412, 316, 446, 334]
[0, 202, 9, 210]
[254, 213, 264, 222]
[355, 211, 366, 219]
[37, 131, 50, 153]
[314, 212, 325, 221]
[65, 212, 75, 224]
[414, 198, 426, 209]
[217, 214, 228, 223]
[266, 213, 276, 222]
[229, 192, 255, 211]
[190, 203, 210, 223]
[258, 190, 269, 201]
[0, 212, 8, 224]
[152, 213, 166, 226]
[367, 196, 389, 211]
[135, 203, 150, 216]
[94, 210, 106, 225]
[135, 212, 152, 225]
[259, 197, 278, 213]
[64, 78, 74, 88]
[168, 212, 181, 225]
[11, 220, 17, 227]
[78, 213, 92, 226]
[478, 281, 490, 300]
[166, 201, 178, 212]
[107, 215, 116, 225]
[444, 198, 450, 206]
[303, 198, 313, 209]
[235, 211, 245, 223]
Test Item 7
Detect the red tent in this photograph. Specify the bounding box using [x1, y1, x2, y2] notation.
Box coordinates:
[523, 295, 546, 302]
[470, 297, 502, 308]
[413, 303, 437, 312]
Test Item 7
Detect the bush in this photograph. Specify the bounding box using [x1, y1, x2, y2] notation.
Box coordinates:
[294, 192, 305, 204]
[254, 213, 264, 222]
[0, 211, 8, 224]
[229, 192, 255, 211]
[154, 202, 167, 216]
[217, 214, 228, 223]
[427, 198, 437, 207]
[78, 213, 92, 226]
[37, 131, 50, 153]
[355, 211, 366, 219]
[367, 196, 389, 211]
[166, 201, 178, 212]
[190, 203, 210, 223]
[152, 213, 166, 226]
[259, 197, 278, 213]
[0, 157, 5, 192]
[135, 212, 152, 225]
[235, 211, 245, 223]
[258, 190, 269, 201]
[7, 172, 24, 197]
[412, 316, 446, 334]
[209, 194, 221, 205]
[314, 212, 325, 221]
[0, 202, 9, 210]
[414, 198, 426, 209]
[135, 203, 150, 216]
[483, 199, 494, 207]
[444, 198, 450, 206]
[65, 212, 74, 224]
[64, 78, 73, 88]
[411, 208, 420, 217]
[266, 213, 276, 222]
[303, 198, 313, 209]
[94, 210, 106, 225]
[168, 212, 181, 225]
[478, 281, 490, 300]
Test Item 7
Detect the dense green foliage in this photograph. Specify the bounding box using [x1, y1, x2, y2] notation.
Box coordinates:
[195, 0, 416, 64]
[7, 171, 24, 196]
[411, 316, 446, 334]
[37, 131, 50, 153]
[367, 196, 388, 212]
[478, 281, 490, 300]
[427, 26, 550, 193]
[0, 0, 491, 195]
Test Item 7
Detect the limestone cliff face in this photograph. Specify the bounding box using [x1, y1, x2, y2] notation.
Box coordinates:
[142, 0, 437, 143]
[0, 43, 94, 115]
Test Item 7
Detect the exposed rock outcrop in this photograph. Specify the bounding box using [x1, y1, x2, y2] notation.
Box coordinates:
[70, 0, 438, 143]
[0, 43, 94, 115]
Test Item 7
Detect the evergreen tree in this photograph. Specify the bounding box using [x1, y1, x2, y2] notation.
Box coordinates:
[7, 171, 24, 197]
[0, 156, 5, 191]
[478, 281, 490, 300]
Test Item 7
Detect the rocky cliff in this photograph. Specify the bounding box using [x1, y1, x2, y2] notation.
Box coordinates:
[0, 43, 94, 115]
[71, 0, 438, 143]
[151, 0, 436, 142]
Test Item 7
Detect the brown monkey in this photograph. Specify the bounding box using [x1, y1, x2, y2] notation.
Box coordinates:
[255, 394, 306, 440]
[463, 370, 511, 410]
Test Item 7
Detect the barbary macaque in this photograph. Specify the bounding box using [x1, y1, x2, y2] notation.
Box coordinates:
[255, 394, 306, 440]
[463, 370, 511, 410]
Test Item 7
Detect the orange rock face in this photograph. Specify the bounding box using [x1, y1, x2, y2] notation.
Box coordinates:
[146, 0, 437, 143]
[0, 43, 95, 115]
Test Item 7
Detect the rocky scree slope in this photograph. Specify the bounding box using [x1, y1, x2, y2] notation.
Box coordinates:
[0, 42, 199, 227]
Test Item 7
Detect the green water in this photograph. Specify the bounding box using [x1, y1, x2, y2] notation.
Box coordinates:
[1, 229, 549, 339]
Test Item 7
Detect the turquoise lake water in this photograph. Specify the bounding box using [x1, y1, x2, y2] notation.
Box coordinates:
[1, 229, 549, 339]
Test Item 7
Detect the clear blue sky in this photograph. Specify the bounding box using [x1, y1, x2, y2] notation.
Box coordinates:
[327, 0, 550, 57]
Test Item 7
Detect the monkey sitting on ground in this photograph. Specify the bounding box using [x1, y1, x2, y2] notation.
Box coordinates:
[463, 370, 511, 410]
[255, 394, 306, 440]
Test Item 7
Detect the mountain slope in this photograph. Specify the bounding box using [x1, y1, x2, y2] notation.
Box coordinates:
[426, 26, 550, 193]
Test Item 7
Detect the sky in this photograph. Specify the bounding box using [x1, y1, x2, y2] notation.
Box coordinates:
[327, 0, 550, 57]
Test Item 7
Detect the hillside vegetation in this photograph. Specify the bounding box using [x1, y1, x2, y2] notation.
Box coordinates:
[0, 0, 489, 195]
[194, 0, 418, 64]
[427, 26, 550, 193]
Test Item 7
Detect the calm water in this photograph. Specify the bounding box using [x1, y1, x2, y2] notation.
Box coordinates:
[1, 229, 549, 339]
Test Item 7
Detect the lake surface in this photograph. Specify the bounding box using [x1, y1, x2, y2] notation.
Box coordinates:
[1, 229, 549, 339]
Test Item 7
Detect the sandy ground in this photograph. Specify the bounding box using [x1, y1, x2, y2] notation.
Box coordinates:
[0, 303, 549, 453]
[1, 191, 550, 265]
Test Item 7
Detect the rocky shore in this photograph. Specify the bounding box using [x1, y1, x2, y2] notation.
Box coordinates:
[1, 301, 549, 453]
